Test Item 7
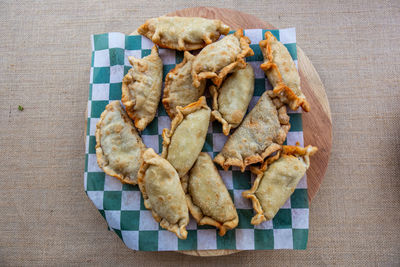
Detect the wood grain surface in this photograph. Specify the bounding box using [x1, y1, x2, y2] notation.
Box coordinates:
[85, 6, 331, 257]
[162, 6, 332, 257]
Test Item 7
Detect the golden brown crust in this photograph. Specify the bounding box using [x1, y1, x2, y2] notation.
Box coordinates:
[162, 52, 191, 118]
[95, 101, 146, 185]
[282, 145, 318, 157]
[161, 96, 211, 177]
[121, 46, 163, 131]
[243, 145, 318, 225]
[137, 148, 189, 239]
[184, 153, 238, 236]
[191, 29, 254, 88]
[241, 172, 266, 225]
[161, 96, 209, 159]
[209, 85, 231, 135]
[211, 109, 231, 136]
[162, 51, 206, 119]
[259, 145, 318, 170]
[210, 63, 255, 136]
[213, 91, 290, 172]
[186, 196, 238, 237]
[259, 31, 310, 112]
[137, 16, 230, 51]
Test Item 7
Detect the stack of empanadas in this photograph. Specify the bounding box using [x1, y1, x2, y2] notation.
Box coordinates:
[95, 16, 317, 240]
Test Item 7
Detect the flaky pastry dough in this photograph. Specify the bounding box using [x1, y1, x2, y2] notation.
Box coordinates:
[162, 51, 206, 119]
[210, 63, 254, 135]
[161, 96, 210, 177]
[243, 145, 318, 225]
[122, 45, 163, 131]
[182, 153, 238, 236]
[137, 148, 189, 239]
[95, 101, 146, 185]
[138, 16, 230, 51]
[191, 29, 254, 88]
[214, 91, 290, 172]
[259, 31, 310, 112]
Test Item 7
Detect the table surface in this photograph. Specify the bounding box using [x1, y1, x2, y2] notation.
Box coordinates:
[1, 1, 399, 265]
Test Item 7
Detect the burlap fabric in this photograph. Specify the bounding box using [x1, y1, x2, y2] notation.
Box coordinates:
[0, 0, 399, 265]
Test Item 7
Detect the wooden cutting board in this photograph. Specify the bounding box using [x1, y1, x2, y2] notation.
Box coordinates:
[106, 6, 332, 257]
[86, 6, 333, 257]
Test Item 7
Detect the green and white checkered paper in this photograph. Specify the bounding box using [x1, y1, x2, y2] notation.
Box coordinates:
[85, 28, 309, 251]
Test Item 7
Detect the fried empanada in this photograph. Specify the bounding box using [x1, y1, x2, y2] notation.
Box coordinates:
[214, 91, 290, 172]
[122, 45, 163, 131]
[181, 152, 238, 236]
[243, 145, 317, 225]
[210, 63, 254, 135]
[137, 16, 230, 51]
[162, 51, 206, 119]
[259, 31, 310, 111]
[137, 148, 189, 239]
[191, 29, 254, 88]
[95, 101, 146, 185]
[161, 96, 211, 177]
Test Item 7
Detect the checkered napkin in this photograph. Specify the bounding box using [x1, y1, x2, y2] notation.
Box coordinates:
[84, 28, 309, 251]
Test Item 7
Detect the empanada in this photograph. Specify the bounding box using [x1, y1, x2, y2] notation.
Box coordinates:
[95, 101, 146, 185]
[137, 148, 189, 239]
[181, 153, 238, 236]
[122, 45, 163, 131]
[162, 51, 206, 118]
[214, 91, 290, 172]
[243, 145, 318, 225]
[210, 63, 254, 135]
[191, 29, 254, 88]
[161, 96, 211, 177]
[137, 16, 230, 51]
[260, 31, 310, 111]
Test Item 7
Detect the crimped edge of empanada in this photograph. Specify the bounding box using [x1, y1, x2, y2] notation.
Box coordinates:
[180, 155, 239, 236]
[162, 51, 205, 119]
[259, 31, 310, 112]
[210, 63, 254, 136]
[121, 45, 161, 131]
[192, 29, 254, 88]
[209, 85, 232, 136]
[137, 16, 230, 51]
[213, 94, 291, 172]
[137, 148, 189, 239]
[161, 96, 210, 159]
[95, 101, 146, 185]
[242, 145, 318, 225]
[186, 193, 239, 236]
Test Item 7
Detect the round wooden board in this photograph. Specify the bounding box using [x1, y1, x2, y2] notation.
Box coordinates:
[159, 7, 332, 257]
[87, 6, 333, 258]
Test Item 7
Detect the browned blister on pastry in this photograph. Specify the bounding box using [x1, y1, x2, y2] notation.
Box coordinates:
[214, 91, 290, 172]
[210, 63, 254, 135]
[137, 148, 189, 239]
[95, 101, 146, 185]
[162, 96, 211, 177]
[137, 16, 230, 51]
[181, 153, 238, 236]
[259, 31, 309, 111]
[122, 45, 163, 131]
[242, 145, 317, 225]
[191, 29, 254, 88]
[162, 51, 206, 119]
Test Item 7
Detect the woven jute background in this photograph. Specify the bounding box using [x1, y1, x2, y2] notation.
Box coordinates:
[0, 1, 399, 265]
